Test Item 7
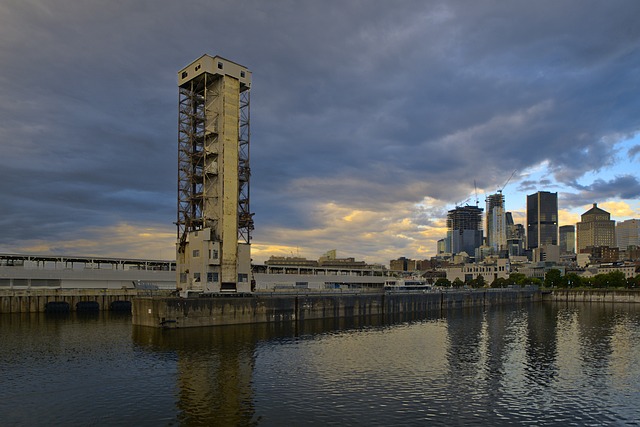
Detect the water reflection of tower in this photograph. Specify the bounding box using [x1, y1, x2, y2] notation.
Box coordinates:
[483, 306, 512, 382]
[444, 306, 516, 419]
[445, 307, 484, 373]
[443, 307, 487, 420]
[132, 325, 268, 425]
[576, 304, 616, 376]
[132, 319, 389, 424]
[525, 303, 559, 386]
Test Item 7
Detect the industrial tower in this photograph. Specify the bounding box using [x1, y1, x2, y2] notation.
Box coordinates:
[176, 55, 254, 294]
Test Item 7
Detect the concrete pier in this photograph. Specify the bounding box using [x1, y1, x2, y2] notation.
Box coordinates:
[133, 288, 541, 328]
[0, 289, 171, 313]
[546, 289, 640, 303]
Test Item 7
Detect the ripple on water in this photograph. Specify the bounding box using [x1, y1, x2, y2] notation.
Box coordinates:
[3, 305, 640, 425]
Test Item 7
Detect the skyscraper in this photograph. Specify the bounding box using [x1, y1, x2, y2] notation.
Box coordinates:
[617, 219, 640, 249]
[506, 212, 525, 256]
[447, 205, 484, 256]
[486, 192, 506, 253]
[576, 203, 616, 251]
[526, 191, 558, 250]
[559, 225, 575, 254]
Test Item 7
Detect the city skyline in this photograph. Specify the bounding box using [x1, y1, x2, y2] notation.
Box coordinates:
[1, 1, 640, 265]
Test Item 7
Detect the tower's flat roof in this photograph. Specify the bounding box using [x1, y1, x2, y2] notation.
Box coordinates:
[178, 54, 251, 89]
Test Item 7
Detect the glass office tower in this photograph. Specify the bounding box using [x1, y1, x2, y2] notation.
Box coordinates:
[526, 191, 558, 250]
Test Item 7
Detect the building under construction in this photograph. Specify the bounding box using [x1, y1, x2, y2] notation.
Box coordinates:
[447, 205, 484, 257]
[176, 55, 254, 293]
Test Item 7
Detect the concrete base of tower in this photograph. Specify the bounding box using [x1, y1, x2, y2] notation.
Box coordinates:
[179, 280, 253, 298]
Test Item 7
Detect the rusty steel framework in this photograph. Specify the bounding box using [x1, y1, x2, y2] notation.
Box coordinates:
[176, 73, 252, 253]
[238, 89, 253, 244]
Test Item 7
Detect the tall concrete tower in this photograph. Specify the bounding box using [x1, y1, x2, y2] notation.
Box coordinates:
[176, 55, 254, 293]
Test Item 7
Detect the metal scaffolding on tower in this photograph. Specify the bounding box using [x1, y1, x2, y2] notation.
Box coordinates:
[176, 69, 253, 253]
[238, 88, 253, 244]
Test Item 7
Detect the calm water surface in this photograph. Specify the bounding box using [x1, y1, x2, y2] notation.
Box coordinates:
[1, 302, 640, 426]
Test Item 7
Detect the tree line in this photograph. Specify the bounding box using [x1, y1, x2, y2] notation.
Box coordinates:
[433, 269, 640, 289]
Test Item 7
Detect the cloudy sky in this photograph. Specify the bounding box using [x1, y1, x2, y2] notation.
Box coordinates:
[1, 0, 639, 264]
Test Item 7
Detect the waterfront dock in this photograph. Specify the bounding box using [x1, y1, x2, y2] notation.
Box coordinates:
[132, 288, 541, 328]
[0, 288, 172, 313]
[547, 289, 640, 303]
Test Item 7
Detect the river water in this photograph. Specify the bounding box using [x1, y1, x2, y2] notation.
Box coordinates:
[1, 301, 639, 426]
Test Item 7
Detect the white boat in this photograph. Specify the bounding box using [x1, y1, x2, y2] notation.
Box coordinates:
[384, 277, 431, 291]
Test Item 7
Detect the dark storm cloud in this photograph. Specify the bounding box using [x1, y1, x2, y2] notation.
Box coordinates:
[1, 0, 639, 256]
[250, 1, 640, 205]
[518, 179, 555, 193]
[561, 175, 640, 208]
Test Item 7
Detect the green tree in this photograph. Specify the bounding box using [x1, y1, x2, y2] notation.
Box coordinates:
[606, 271, 627, 288]
[508, 273, 527, 286]
[434, 277, 451, 288]
[452, 278, 464, 288]
[470, 274, 486, 288]
[592, 274, 607, 288]
[530, 277, 543, 286]
[544, 269, 563, 288]
[564, 272, 582, 289]
[491, 277, 508, 288]
[627, 274, 640, 289]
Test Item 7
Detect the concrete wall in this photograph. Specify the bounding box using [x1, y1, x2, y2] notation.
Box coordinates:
[547, 290, 640, 303]
[0, 266, 175, 289]
[253, 272, 388, 290]
[0, 289, 169, 313]
[133, 289, 541, 328]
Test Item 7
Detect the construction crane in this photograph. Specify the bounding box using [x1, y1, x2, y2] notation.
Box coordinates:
[498, 170, 517, 194]
[474, 180, 479, 207]
[455, 197, 471, 208]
